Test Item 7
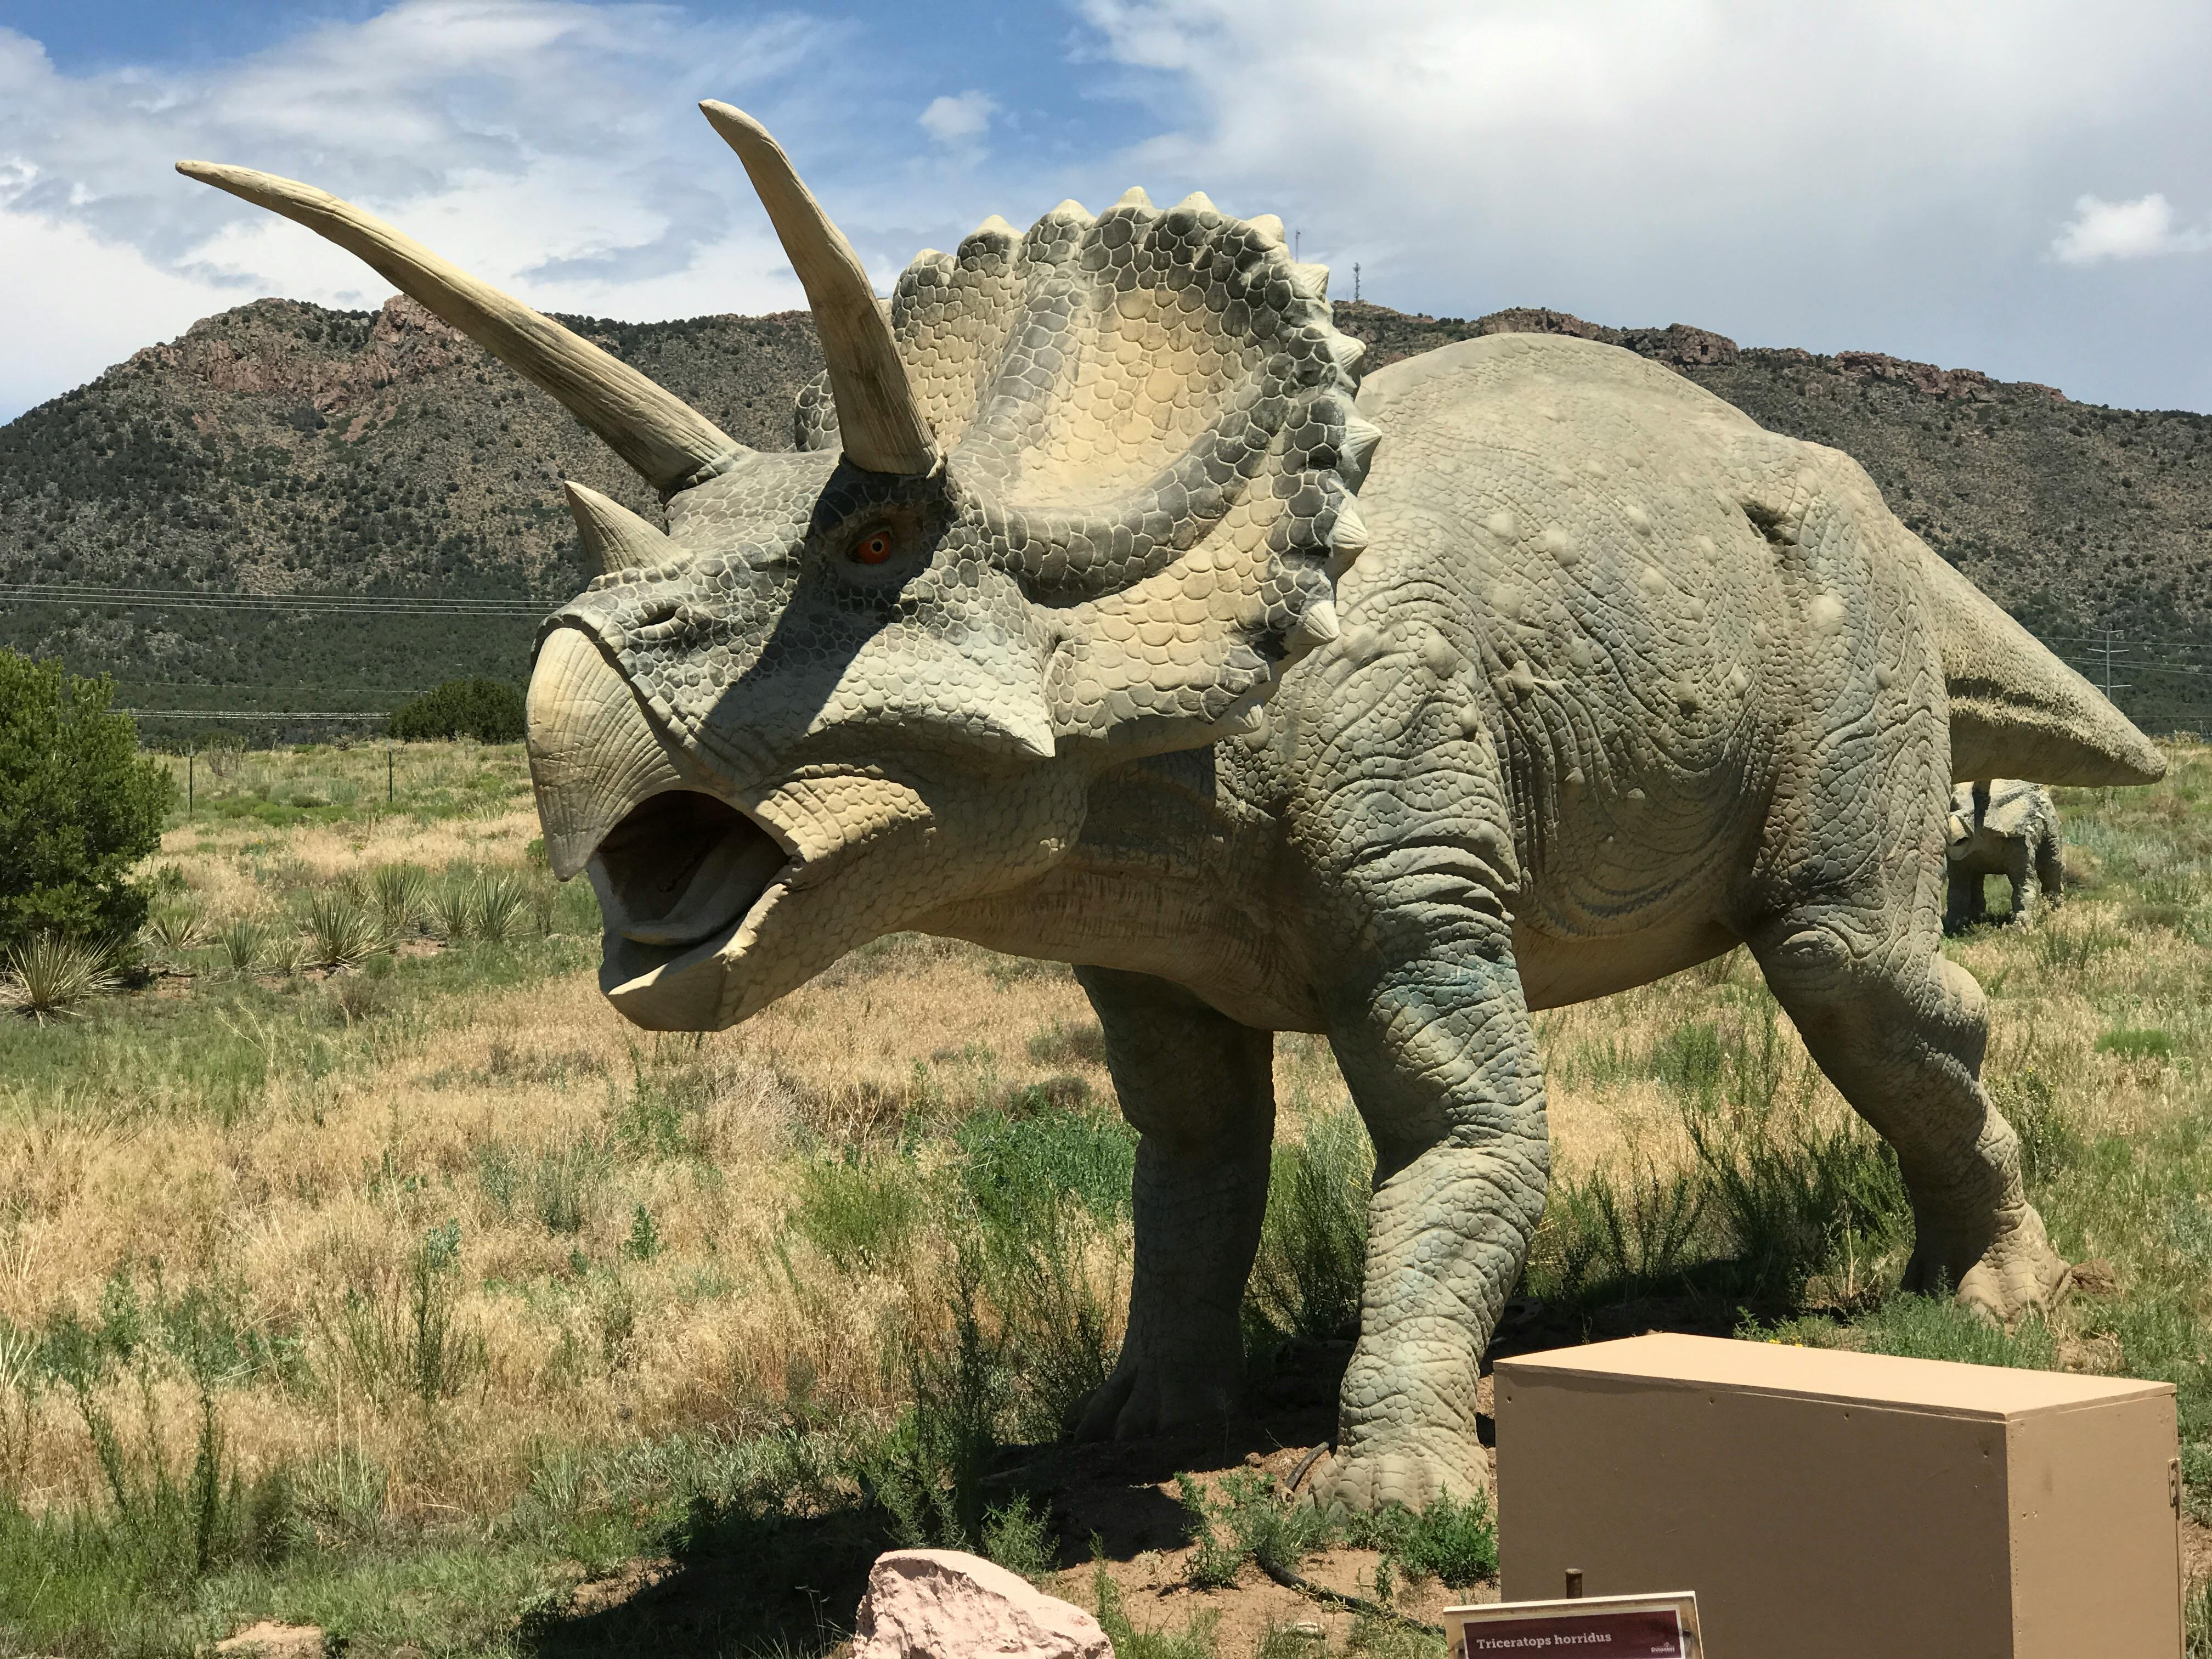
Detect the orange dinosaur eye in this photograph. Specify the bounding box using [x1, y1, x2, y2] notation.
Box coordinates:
[851, 529, 894, 565]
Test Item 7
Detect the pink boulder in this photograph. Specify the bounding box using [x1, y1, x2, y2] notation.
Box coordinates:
[853, 1549, 1110, 1659]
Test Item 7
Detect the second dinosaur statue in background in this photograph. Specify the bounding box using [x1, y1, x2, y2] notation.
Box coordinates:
[1948, 779, 2066, 927]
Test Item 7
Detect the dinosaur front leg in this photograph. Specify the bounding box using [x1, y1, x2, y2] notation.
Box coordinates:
[2034, 827, 2065, 907]
[2002, 840, 2037, 923]
[1314, 912, 1548, 1511]
[1073, 967, 1274, 1440]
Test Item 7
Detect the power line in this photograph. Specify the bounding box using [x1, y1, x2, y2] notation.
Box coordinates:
[2, 582, 546, 616]
[123, 709, 392, 720]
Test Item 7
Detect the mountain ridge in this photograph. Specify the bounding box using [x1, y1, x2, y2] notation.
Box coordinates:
[3, 292, 2207, 737]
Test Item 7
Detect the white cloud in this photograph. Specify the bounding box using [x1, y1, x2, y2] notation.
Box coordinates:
[918, 91, 997, 146]
[7, 1, 2212, 418]
[1068, 0, 2212, 408]
[2052, 193, 2212, 263]
[0, 3, 936, 417]
[0, 210, 235, 420]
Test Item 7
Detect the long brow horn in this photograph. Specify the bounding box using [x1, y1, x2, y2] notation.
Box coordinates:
[176, 162, 746, 498]
[697, 103, 938, 477]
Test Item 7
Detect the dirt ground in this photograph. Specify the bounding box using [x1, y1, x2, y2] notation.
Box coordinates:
[531, 1299, 2211, 1658]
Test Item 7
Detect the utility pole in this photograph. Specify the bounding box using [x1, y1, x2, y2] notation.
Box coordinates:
[2096, 629, 2131, 707]
[187, 740, 194, 815]
[387, 742, 395, 805]
[1294, 229, 1301, 262]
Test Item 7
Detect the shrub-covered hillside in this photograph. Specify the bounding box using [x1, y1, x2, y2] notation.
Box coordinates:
[3, 291, 2208, 736]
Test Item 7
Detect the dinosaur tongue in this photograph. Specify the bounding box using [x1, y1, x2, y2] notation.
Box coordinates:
[619, 826, 787, 947]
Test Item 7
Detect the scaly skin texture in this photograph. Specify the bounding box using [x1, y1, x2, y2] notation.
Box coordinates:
[1945, 779, 2064, 927]
[195, 116, 2164, 1513]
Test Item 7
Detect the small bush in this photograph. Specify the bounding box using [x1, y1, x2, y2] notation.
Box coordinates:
[1685, 1094, 1908, 1305]
[387, 678, 526, 742]
[980, 1492, 1056, 1582]
[1348, 1491, 1498, 1588]
[1246, 1107, 1372, 1340]
[316, 1220, 481, 1407]
[1, 1376, 298, 1598]
[0, 652, 174, 958]
[955, 1103, 1137, 1232]
[864, 1274, 1005, 1551]
[1175, 1469, 1338, 1587]
[2028, 921, 2122, 973]
[791, 1155, 922, 1274]
[954, 1106, 1136, 1437]
[1541, 1158, 1705, 1304]
[430, 876, 478, 941]
[472, 872, 530, 943]
[2097, 1027, 2175, 1062]
[1988, 1066, 2081, 1189]
[533, 1146, 600, 1235]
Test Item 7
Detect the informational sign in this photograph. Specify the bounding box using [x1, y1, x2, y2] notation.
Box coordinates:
[1443, 1592, 1702, 1659]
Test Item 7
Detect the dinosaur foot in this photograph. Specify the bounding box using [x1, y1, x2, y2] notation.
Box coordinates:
[1306, 1427, 1490, 1515]
[1905, 1203, 2070, 1326]
[1073, 1345, 1241, 1442]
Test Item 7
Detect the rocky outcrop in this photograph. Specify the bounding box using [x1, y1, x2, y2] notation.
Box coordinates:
[127, 296, 471, 414]
[1832, 350, 2067, 404]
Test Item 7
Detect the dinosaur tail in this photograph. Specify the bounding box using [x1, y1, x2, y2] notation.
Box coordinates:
[1919, 551, 2166, 785]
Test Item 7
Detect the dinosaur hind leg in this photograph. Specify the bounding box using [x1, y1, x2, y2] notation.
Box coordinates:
[1073, 967, 1274, 1440]
[1748, 911, 2068, 1324]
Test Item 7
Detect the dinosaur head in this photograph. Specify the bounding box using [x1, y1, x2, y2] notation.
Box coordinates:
[180, 103, 1371, 1029]
[1946, 783, 1977, 855]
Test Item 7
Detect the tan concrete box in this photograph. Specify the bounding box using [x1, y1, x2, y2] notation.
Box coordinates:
[1494, 1333, 2181, 1659]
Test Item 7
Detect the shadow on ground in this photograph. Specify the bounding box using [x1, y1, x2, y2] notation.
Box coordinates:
[521, 1294, 1745, 1655]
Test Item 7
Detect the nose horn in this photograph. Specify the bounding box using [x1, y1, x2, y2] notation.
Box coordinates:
[526, 629, 686, 879]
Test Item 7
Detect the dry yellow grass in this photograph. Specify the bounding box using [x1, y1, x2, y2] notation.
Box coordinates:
[3, 743, 2208, 1569]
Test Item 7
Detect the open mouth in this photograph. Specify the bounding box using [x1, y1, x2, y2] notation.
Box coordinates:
[589, 790, 792, 954]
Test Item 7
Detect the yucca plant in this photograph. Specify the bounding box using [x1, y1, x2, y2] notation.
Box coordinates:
[143, 900, 205, 955]
[2, 933, 119, 1020]
[429, 878, 478, 942]
[263, 930, 312, 977]
[217, 917, 268, 973]
[472, 873, 529, 944]
[369, 864, 428, 936]
[302, 891, 385, 970]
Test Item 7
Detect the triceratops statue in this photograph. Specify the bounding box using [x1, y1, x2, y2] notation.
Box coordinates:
[183, 100, 2162, 1510]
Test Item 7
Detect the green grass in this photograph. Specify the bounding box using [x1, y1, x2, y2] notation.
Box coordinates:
[4, 743, 2209, 1656]
[0, 933, 597, 1125]
[157, 740, 537, 832]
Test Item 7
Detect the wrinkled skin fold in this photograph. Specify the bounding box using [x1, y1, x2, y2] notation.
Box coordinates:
[184, 105, 2164, 1512]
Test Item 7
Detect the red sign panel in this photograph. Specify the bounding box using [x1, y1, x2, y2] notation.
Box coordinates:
[1456, 1607, 1685, 1657]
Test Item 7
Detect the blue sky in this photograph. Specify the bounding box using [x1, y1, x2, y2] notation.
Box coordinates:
[3, 1, 2209, 424]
